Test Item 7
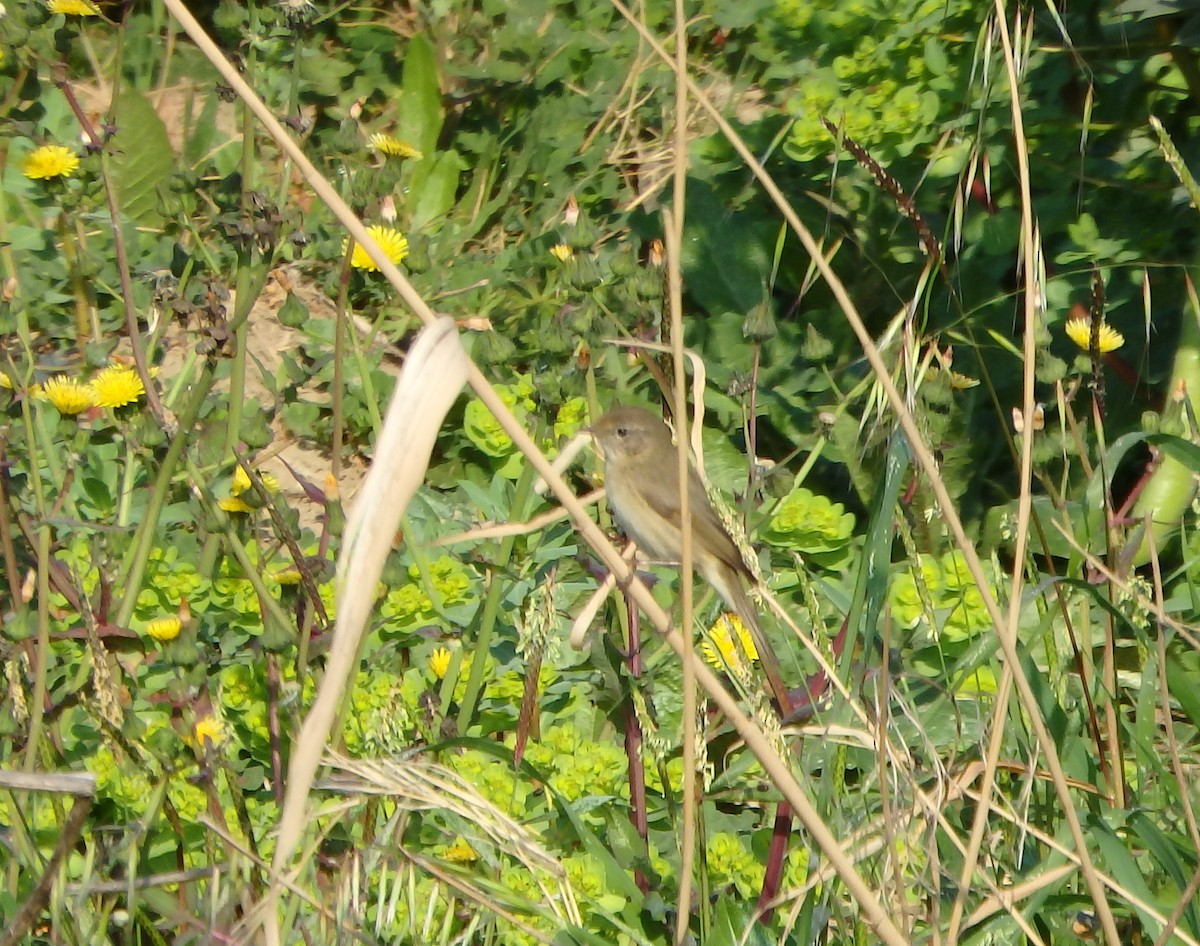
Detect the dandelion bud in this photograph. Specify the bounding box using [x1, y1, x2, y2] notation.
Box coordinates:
[742, 299, 777, 342]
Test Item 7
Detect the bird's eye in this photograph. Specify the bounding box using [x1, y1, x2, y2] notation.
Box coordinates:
[616, 426, 628, 437]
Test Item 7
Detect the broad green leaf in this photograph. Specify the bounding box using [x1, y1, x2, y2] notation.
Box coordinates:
[1165, 647, 1200, 731]
[182, 88, 221, 169]
[410, 150, 463, 232]
[1127, 811, 1200, 937]
[397, 34, 443, 160]
[681, 180, 774, 318]
[1092, 816, 1163, 940]
[109, 89, 175, 224]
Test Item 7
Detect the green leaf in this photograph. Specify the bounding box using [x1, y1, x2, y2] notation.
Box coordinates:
[1092, 816, 1163, 940]
[1127, 811, 1200, 936]
[410, 150, 463, 231]
[1165, 647, 1200, 731]
[182, 88, 221, 168]
[397, 35, 443, 160]
[680, 180, 774, 317]
[108, 89, 175, 224]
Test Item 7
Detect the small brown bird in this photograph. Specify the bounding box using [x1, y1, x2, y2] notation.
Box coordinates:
[589, 405, 789, 710]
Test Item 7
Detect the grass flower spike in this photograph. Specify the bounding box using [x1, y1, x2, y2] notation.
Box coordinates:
[22, 144, 80, 181]
[344, 225, 409, 272]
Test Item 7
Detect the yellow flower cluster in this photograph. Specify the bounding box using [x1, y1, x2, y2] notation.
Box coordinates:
[34, 364, 146, 415]
[441, 837, 478, 863]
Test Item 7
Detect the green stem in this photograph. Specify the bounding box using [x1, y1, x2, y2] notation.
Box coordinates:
[116, 366, 212, 628]
[346, 312, 385, 436]
[331, 262, 351, 478]
[223, 254, 252, 456]
[185, 460, 295, 640]
[454, 459, 538, 729]
[224, 0, 259, 457]
[117, 437, 137, 528]
[22, 528, 51, 773]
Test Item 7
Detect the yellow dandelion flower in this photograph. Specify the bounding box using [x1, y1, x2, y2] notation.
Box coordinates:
[443, 837, 478, 863]
[343, 225, 409, 272]
[1064, 317, 1124, 354]
[193, 716, 224, 748]
[0, 373, 12, 390]
[146, 616, 182, 642]
[90, 365, 144, 408]
[21, 145, 80, 180]
[429, 646, 453, 680]
[699, 639, 728, 669]
[549, 243, 574, 262]
[218, 496, 254, 514]
[701, 614, 759, 671]
[48, 0, 100, 13]
[725, 614, 759, 662]
[230, 465, 279, 496]
[231, 465, 252, 495]
[701, 618, 743, 671]
[40, 375, 96, 414]
[369, 133, 423, 159]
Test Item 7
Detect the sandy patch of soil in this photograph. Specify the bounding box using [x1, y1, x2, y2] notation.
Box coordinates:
[158, 266, 370, 535]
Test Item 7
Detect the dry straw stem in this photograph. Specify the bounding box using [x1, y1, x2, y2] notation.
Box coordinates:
[776, 735, 1048, 943]
[319, 753, 564, 878]
[320, 753, 580, 927]
[276, 316, 469, 908]
[667, 4, 697, 929]
[946, 8, 1076, 944]
[954, 782, 1200, 946]
[608, 0, 1118, 940]
[157, 3, 841, 943]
